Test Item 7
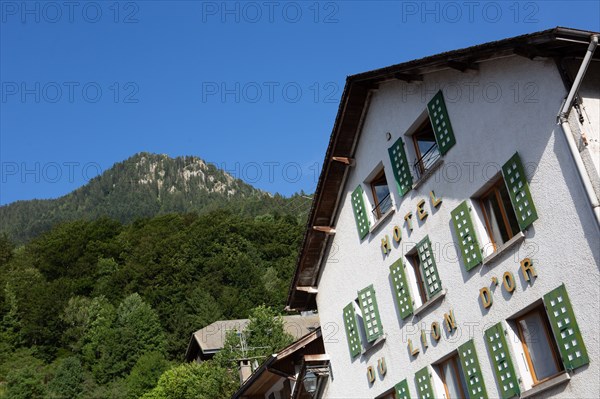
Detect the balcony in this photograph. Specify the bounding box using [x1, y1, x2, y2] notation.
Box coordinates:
[413, 143, 441, 181]
[371, 193, 392, 220]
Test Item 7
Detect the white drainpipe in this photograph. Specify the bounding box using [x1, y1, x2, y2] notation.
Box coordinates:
[557, 34, 600, 229]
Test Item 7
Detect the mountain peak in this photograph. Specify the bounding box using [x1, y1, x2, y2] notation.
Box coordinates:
[0, 153, 305, 243]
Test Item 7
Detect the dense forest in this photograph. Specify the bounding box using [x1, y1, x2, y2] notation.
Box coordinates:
[0, 209, 305, 398]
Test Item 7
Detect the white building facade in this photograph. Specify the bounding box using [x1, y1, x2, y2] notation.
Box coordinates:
[287, 28, 600, 399]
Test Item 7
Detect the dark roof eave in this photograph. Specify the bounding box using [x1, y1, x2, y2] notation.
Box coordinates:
[230, 355, 277, 399]
[348, 26, 597, 84]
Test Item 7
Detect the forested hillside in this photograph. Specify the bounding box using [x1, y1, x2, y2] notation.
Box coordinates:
[0, 153, 310, 243]
[0, 210, 304, 397]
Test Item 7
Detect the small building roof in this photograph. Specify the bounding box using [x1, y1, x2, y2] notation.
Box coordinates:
[185, 314, 320, 361]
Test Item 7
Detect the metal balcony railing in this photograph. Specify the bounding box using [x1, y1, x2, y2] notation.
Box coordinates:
[372, 193, 392, 219]
[413, 143, 441, 181]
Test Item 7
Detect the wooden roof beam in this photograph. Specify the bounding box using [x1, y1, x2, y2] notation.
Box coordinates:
[312, 226, 336, 235]
[514, 45, 561, 60]
[331, 156, 355, 166]
[394, 73, 423, 82]
[447, 60, 479, 72]
[296, 286, 318, 294]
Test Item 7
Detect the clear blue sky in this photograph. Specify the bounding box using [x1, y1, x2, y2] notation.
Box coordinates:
[1, 0, 599, 205]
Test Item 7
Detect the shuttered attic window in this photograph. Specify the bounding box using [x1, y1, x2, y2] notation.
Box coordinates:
[369, 169, 392, 220]
[406, 90, 456, 185]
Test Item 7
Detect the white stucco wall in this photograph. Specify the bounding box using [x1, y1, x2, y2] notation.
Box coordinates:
[316, 55, 600, 399]
[567, 59, 600, 176]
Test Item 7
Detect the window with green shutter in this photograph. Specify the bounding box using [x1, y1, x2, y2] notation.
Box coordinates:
[427, 90, 456, 155]
[351, 185, 370, 239]
[358, 285, 383, 342]
[416, 236, 442, 299]
[501, 152, 537, 230]
[543, 284, 589, 370]
[390, 258, 413, 319]
[415, 367, 434, 399]
[458, 340, 488, 399]
[394, 379, 411, 399]
[451, 201, 483, 271]
[388, 136, 413, 196]
[343, 303, 361, 358]
[484, 323, 520, 399]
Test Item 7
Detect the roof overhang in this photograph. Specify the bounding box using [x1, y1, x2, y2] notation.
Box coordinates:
[286, 27, 600, 311]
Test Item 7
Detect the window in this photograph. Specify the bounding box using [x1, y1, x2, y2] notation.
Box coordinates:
[375, 392, 396, 399]
[407, 236, 442, 307]
[438, 354, 469, 399]
[450, 201, 483, 271]
[408, 253, 428, 304]
[516, 306, 563, 385]
[342, 285, 384, 357]
[415, 367, 435, 399]
[357, 285, 384, 343]
[485, 322, 521, 399]
[388, 136, 413, 197]
[412, 119, 441, 179]
[370, 169, 392, 219]
[351, 185, 370, 239]
[457, 340, 488, 398]
[389, 258, 413, 319]
[411, 90, 457, 181]
[353, 300, 368, 345]
[479, 177, 520, 250]
[394, 379, 411, 399]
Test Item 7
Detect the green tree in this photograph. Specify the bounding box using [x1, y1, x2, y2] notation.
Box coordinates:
[92, 294, 165, 382]
[92, 257, 120, 299]
[47, 357, 84, 399]
[125, 351, 170, 399]
[140, 362, 237, 399]
[76, 297, 116, 369]
[4, 356, 47, 399]
[0, 283, 22, 352]
[0, 233, 14, 267]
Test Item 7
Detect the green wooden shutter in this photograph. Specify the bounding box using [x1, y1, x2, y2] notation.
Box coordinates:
[388, 137, 413, 196]
[394, 379, 411, 399]
[427, 90, 456, 155]
[458, 340, 488, 399]
[416, 236, 442, 299]
[543, 284, 589, 370]
[451, 201, 483, 271]
[351, 185, 370, 239]
[358, 285, 383, 342]
[502, 152, 537, 230]
[484, 323, 520, 399]
[343, 303, 361, 358]
[415, 367, 434, 399]
[390, 258, 413, 319]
